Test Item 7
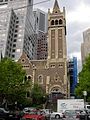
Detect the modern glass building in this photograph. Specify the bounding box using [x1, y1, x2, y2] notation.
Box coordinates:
[33, 8, 48, 60]
[68, 57, 78, 97]
[0, 0, 37, 61]
[33, 8, 48, 34]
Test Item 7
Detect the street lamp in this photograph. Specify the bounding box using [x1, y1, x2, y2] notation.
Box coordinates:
[83, 91, 87, 107]
[83, 91, 87, 120]
[15, 101, 17, 110]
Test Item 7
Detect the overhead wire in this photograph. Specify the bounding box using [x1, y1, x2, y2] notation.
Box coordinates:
[0, 0, 51, 35]
[0, 0, 50, 32]
[14, 0, 50, 10]
[0, 0, 50, 57]
[23, 0, 50, 33]
[0, 0, 50, 14]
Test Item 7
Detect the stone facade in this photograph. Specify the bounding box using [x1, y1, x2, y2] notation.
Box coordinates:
[81, 28, 90, 64]
[18, 0, 68, 98]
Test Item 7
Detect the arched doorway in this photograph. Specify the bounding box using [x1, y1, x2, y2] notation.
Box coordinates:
[49, 85, 65, 102]
[47, 86, 65, 111]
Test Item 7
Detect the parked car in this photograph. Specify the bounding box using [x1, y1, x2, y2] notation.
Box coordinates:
[87, 111, 90, 120]
[21, 110, 46, 120]
[63, 110, 80, 120]
[50, 112, 63, 119]
[86, 105, 90, 112]
[42, 109, 52, 120]
[23, 107, 36, 113]
[0, 107, 24, 120]
[79, 110, 90, 120]
[0, 107, 13, 120]
[79, 110, 88, 120]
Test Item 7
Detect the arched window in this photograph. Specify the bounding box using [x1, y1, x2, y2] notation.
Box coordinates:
[55, 20, 58, 25]
[59, 19, 63, 24]
[38, 75, 43, 84]
[28, 75, 32, 80]
[51, 20, 54, 25]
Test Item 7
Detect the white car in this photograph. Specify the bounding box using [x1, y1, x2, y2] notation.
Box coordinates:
[50, 112, 63, 119]
[23, 107, 36, 113]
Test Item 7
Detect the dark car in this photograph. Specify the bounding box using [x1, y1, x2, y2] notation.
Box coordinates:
[86, 111, 90, 120]
[79, 110, 89, 120]
[0, 107, 10, 119]
[0, 107, 22, 120]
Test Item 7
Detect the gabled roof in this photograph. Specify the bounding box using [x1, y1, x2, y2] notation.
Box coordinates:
[18, 52, 33, 67]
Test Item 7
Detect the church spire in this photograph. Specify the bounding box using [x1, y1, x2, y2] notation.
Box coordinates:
[53, 0, 59, 9]
[53, 0, 60, 13]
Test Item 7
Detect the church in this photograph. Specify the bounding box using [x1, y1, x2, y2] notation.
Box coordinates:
[18, 0, 69, 98]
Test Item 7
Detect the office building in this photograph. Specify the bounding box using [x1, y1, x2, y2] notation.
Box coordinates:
[33, 8, 48, 60]
[68, 57, 78, 97]
[0, 0, 36, 61]
[33, 8, 48, 34]
[37, 32, 48, 60]
[81, 28, 90, 64]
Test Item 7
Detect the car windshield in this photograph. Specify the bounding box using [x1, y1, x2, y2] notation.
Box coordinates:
[29, 111, 41, 115]
[25, 118, 35, 120]
[65, 110, 76, 116]
[87, 106, 90, 109]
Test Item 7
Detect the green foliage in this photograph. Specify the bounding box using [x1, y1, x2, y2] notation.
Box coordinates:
[0, 58, 47, 107]
[0, 58, 32, 106]
[75, 55, 90, 101]
[31, 83, 46, 106]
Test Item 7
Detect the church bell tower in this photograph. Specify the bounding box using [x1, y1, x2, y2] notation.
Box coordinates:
[48, 0, 67, 60]
[47, 0, 68, 97]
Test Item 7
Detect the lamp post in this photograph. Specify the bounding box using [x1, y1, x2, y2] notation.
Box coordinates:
[83, 91, 87, 107]
[15, 101, 17, 110]
[83, 91, 87, 120]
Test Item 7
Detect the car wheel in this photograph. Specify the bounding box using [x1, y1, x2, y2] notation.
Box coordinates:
[55, 114, 60, 119]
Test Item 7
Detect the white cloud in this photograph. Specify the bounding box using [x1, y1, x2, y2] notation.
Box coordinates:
[68, 52, 82, 72]
[34, 0, 90, 71]
[69, 52, 81, 60]
[67, 2, 90, 23]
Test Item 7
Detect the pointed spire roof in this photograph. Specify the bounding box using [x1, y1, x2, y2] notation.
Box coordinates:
[53, 0, 60, 13]
[53, 0, 59, 9]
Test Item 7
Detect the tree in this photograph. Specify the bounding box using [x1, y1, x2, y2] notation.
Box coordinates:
[31, 83, 46, 107]
[0, 58, 31, 107]
[75, 55, 90, 101]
